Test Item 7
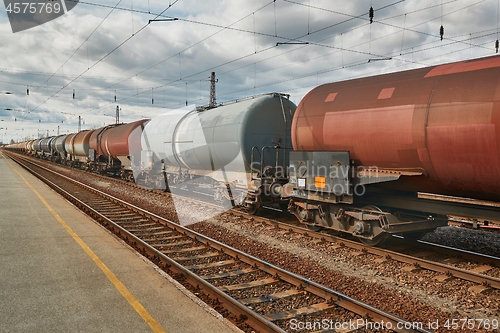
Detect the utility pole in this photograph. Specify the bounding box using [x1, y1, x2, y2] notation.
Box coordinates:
[78, 116, 81, 132]
[209, 72, 217, 108]
[116, 105, 120, 124]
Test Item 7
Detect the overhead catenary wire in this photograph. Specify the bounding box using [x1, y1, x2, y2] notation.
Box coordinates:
[24, 0, 181, 118]
[31, 0, 124, 96]
[5, 0, 495, 130]
[4, 0, 443, 109]
[83, 0, 492, 113]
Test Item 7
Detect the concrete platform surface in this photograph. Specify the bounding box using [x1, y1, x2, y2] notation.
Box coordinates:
[0, 151, 241, 333]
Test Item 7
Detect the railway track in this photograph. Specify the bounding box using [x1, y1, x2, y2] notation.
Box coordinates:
[140, 176, 500, 293]
[225, 209, 500, 293]
[7, 152, 431, 333]
[9, 152, 500, 293]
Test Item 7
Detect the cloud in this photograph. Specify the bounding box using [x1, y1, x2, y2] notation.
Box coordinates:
[0, 0, 498, 142]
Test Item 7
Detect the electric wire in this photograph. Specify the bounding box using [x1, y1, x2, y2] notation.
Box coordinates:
[3, 0, 498, 138]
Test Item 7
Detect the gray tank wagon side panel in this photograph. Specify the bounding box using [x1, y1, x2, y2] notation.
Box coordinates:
[33, 139, 42, 152]
[54, 134, 70, 156]
[40, 137, 54, 153]
[142, 94, 296, 174]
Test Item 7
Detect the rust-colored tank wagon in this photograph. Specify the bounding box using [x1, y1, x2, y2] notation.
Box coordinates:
[89, 125, 113, 158]
[287, 56, 500, 244]
[292, 55, 500, 202]
[13, 141, 25, 151]
[64, 133, 77, 157]
[101, 119, 149, 168]
[26, 140, 36, 154]
[72, 130, 95, 161]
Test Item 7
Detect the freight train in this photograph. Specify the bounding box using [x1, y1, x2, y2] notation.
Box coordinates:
[8, 93, 296, 212]
[6, 56, 500, 244]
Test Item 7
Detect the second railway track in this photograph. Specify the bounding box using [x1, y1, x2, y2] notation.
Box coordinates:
[15, 151, 500, 293]
[7, 152, 434, 333]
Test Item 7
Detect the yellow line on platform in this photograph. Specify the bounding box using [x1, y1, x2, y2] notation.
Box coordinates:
[6, 155, 167, 333]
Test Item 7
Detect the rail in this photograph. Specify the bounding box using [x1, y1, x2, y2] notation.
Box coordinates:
[8, 152, 430, 333]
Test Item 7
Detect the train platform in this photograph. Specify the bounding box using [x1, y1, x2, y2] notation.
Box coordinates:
[0, 151, 241, 333]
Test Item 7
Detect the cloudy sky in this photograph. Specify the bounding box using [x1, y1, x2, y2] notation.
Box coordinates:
[0, 0, 498, 143]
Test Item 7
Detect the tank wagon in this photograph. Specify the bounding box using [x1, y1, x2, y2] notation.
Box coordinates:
[32, 138, 42, 156]
[6, 93, 296, 213]
[89, 119, 149, 179]
[52, 134, 71, 162]
[68, 130, 95, 167]
[140, 93, 296, 212]
[39, 137, 56, 159]
[285, 55, 500, 244]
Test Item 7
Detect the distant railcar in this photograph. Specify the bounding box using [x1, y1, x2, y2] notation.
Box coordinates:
[89, 119, 149, 179]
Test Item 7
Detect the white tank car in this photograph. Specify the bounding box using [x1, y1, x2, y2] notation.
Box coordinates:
[139, 93, 296, 213]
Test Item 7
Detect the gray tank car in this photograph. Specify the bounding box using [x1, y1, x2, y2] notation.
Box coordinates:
[140, 93, 296, 212]
[52, 134, 71, 162]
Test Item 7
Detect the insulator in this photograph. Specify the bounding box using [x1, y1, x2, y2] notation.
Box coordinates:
[369, 6, 374, 24]
[114, 95, 116, 102]
[73, 89, 75, 99]
[496, 40, 499, 53]
[152, 98, 154, 104]
[26, 87, 29, 95]
[440, 25, 444, 40]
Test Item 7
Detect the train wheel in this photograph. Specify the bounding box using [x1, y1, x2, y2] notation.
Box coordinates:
[243, 196, 260, 215]
[358, 205, 387, 245]
[358, 234, 389, 246]
[244, 203, 260, 215]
